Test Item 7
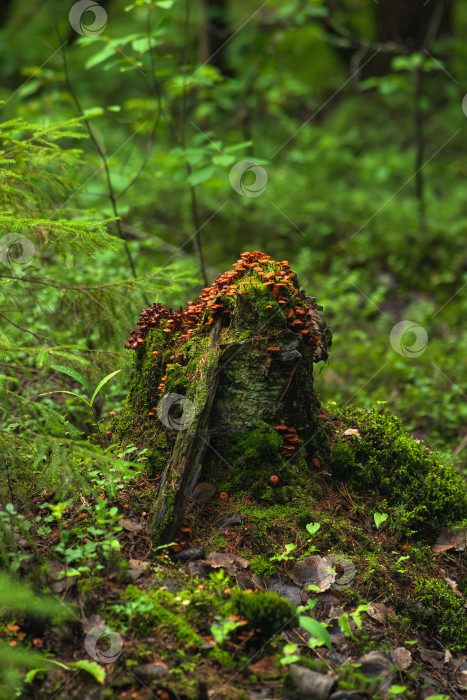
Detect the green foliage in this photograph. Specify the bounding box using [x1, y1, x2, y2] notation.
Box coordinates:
[229, 590, 297, 639]
[298, 614, 332, 651]
[113, 584, 203, 646]
[411, 578, 467, 653]
[0, 572, 73, 697]
[373, 512, 388, 530]
[50, 498, 123, 581]
[330, 407, 467, 536]
[210, 616, 247, 645]
[39, 368, 122, 422]
[270, 542, 298, 562]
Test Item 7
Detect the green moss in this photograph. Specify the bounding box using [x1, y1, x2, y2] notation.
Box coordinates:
[240, 428, 282, 466]
[208, 646, 237, 668]
[236, 284, 287, 330]
[329, 407, 467, 536]
[229, 589, 297, 639]
[329, 442, 355, 479]
[164, 362, 188, 393]
[249, 554, 278, 576]
[122, 585, 203, 647]
[410, 578, 467, 653]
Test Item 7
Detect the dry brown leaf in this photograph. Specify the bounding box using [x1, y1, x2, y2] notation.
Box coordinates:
[432, 527, 467, 554]
[119, 518, 144, 533]
[367, 603, 390, 625]
[128, 558, 149, 580]
[391, 647, 412, 670]
[248, 656, 278, 676]
[191, 482, 217, 501]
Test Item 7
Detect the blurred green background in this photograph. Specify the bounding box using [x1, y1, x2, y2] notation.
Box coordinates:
[1, 0, 466, 476]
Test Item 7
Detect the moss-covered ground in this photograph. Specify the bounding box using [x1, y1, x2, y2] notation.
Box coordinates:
[4, 406, 467, 699]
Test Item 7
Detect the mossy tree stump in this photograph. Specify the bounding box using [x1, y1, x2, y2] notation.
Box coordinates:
[110, 252, 332, 543]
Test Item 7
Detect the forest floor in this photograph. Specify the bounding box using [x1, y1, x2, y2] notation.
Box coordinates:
[6, 454, 467, 700]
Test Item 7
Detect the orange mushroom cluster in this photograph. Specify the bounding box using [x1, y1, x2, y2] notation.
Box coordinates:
[275, 424, 301, 457]
[125, 251, 321, 353]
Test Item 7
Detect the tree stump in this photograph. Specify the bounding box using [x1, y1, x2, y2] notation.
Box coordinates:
[110, 252, 332, 543]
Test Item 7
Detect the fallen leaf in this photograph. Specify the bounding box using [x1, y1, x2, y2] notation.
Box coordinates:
[191, 482, 216, 501]
[432, 527, 467, 554]
[444, 576, 463, 598]
[119, 518, 143, 533]
[367, 603, 390, 625]
[418, 646, 448, 669]
[248, 656, 278, 676]
[391, 647, 412, 670]
[128, 559, 149, 580]
[291, 555, 335, 591]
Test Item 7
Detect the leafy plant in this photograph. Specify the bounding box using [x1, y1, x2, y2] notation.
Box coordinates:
[270, 543, 297, 562]
[0, 572, 74, 696]
[298, 614, 332, 651]
[39, 367, 122, 423]
[210, 616, 247, 645]
[338, 605, 370, 641]
[278, 642, 301, 666]
[374, 512, 388, 530]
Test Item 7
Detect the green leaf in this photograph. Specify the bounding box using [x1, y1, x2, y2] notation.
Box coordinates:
[306, 522, 320, 536]
[25, 667, 48, 683]
[224, 141, 253, 153]
[70, 659, 105, 684]
[38, 391, 89, 407]
[351, 604, 370, 629]
[374, 512, 388, 529]
[212, 154, 236, 168]
[85, 44, 118, 70]
[50, 365, 92, 394]
[298, 616, 332, 650]
[210, 618, 245, 645]
[279, 654, 301, 665]
[186, 166, 219, 186]
[131, 37, 160, 53]
[90, 370, 122, 406]
[338, 612, 357, 641]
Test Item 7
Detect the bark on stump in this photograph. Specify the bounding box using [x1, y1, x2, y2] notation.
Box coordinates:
[110, 252, 332, 543]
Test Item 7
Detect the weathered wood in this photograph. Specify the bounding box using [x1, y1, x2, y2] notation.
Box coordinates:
[149, 319, 223, 542]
